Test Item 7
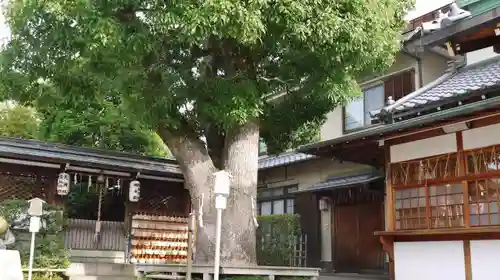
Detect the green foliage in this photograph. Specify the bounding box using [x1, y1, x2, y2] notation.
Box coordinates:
[0, 199, 70, 278]
[24, 272, 64, 280]
[256, 214, 301, 266]
[0, 102, 40, 139]
[37, 103, 170, 157]
[0, 0, 413, 153]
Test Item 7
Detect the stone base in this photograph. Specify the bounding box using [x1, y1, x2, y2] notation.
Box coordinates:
[319, 261, 334, 273]
[0, 250, 23, 280]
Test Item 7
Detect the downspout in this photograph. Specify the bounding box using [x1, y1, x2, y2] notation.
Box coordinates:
[401, 49, 423, 88]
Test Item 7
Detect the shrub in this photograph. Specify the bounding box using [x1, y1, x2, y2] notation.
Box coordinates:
[256, 214, 301, 266]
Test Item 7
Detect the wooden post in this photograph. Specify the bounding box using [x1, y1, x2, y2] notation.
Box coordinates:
[384, 145, 395, 231]
[186, 212, 195, 280]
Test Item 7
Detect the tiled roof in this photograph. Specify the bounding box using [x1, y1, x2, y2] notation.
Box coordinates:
[393, 56, 500, 113]
[258, 152, 316, 169]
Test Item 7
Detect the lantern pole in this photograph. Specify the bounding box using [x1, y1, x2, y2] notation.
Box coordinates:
[27, 198, 44, 280]
[212, 171, 231, 280]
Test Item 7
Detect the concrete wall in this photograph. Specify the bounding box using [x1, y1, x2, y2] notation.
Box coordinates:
[420, 50, 450, 85]
[319, 50, 449, 142]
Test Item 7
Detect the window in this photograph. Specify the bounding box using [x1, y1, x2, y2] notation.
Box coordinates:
[429, 184, 464, 228]
[257, 185, 297, 215]
[394, 183, 465, 230]
[344, 70, 415, 131]
[391, 144, 500, 231]
[468, 178, 500, 226]
[345, 84, 385, 130]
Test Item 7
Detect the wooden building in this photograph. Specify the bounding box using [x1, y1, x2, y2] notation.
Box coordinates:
[299, 4, 500, 279]
[0, 137, 190, 264]
[258, 149, 388, 273]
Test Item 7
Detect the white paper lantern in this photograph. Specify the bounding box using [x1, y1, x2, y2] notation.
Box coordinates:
[129, 180, 140, 202]
[57, 172, 71, 196]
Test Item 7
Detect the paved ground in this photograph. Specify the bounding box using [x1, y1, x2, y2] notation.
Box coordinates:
[320, 273, 388, 280]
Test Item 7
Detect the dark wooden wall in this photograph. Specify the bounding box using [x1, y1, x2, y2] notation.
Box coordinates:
[296, 191, 321, 267]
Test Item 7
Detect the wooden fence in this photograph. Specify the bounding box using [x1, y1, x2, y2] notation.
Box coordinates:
[64, 218, 126, 251]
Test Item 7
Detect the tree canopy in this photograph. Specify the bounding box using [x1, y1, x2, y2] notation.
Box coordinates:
[0, 0, 413, 264]
[1, 0, 412, 154]
[0, 102, 39, 139]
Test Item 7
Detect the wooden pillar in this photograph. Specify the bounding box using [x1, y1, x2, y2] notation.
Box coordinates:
[457, 131, 472, 280]
[383, 144, 395, 280]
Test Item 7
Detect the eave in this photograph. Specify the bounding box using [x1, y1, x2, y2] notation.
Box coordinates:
[0, 137, 182, 178]
[298, 95, 500, 165]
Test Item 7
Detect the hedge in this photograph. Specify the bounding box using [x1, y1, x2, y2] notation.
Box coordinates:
[256, 214, 301, 266]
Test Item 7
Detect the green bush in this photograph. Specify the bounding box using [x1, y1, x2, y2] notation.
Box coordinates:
[0, 199, 70, 280]
[256, 214, 301, 266]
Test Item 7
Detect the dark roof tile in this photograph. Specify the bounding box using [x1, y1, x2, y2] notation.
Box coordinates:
[258, 152, 316, 169]
[394, 56, 500, 112]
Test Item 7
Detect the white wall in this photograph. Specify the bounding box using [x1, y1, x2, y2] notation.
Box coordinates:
[394, 241, 466, 280]
[463, 123, 500, 151]
[320, 108, 343, 141]
[390, 134, 457, 163]
[466, 47, 500, 65]
[420, 50, 450, 86]
[470, 240, 500, 280]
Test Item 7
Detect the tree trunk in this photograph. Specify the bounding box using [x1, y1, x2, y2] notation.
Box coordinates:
[159, 121, 259, 265]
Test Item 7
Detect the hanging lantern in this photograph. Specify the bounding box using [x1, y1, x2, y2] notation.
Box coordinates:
[129, 180, 140, 202]
[57, 172, 71, 196]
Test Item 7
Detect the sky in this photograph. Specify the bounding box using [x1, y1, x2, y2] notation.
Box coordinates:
[0, 0, 454, 44]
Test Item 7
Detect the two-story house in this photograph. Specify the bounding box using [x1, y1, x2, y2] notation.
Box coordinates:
[256, 0, 498, 275]
[295, 1, 500, 279]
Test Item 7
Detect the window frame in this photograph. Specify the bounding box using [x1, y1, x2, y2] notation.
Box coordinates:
[390, 143, 500, 231]
[343, 69, 415, 133]
[257, 185, 298, 215]
[343, 82, 385, 132]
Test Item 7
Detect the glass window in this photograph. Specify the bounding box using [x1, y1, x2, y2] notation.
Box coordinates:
[286, 199, 295, 214]
[394, 183, 465, 230]
[395, 187, 427, 230]
[261, 201, 272, 215]
[344, 84, 385, 131]
[258, 185, 296, 215]
[429, 184, 464, 229]
[273, 200, 285, 214]
[363, 85, 385, 124]
[345, 98, 364, 130]
[469, 178, 500, 226]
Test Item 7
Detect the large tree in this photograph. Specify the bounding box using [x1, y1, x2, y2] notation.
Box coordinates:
[0, 0, 412, 264]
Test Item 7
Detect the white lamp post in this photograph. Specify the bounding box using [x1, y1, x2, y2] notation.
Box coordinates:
[27, 198, 44, 280]
[213, 170, 231, 280]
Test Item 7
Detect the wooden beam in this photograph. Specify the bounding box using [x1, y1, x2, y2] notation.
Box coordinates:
[456, 34, 500, 55]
